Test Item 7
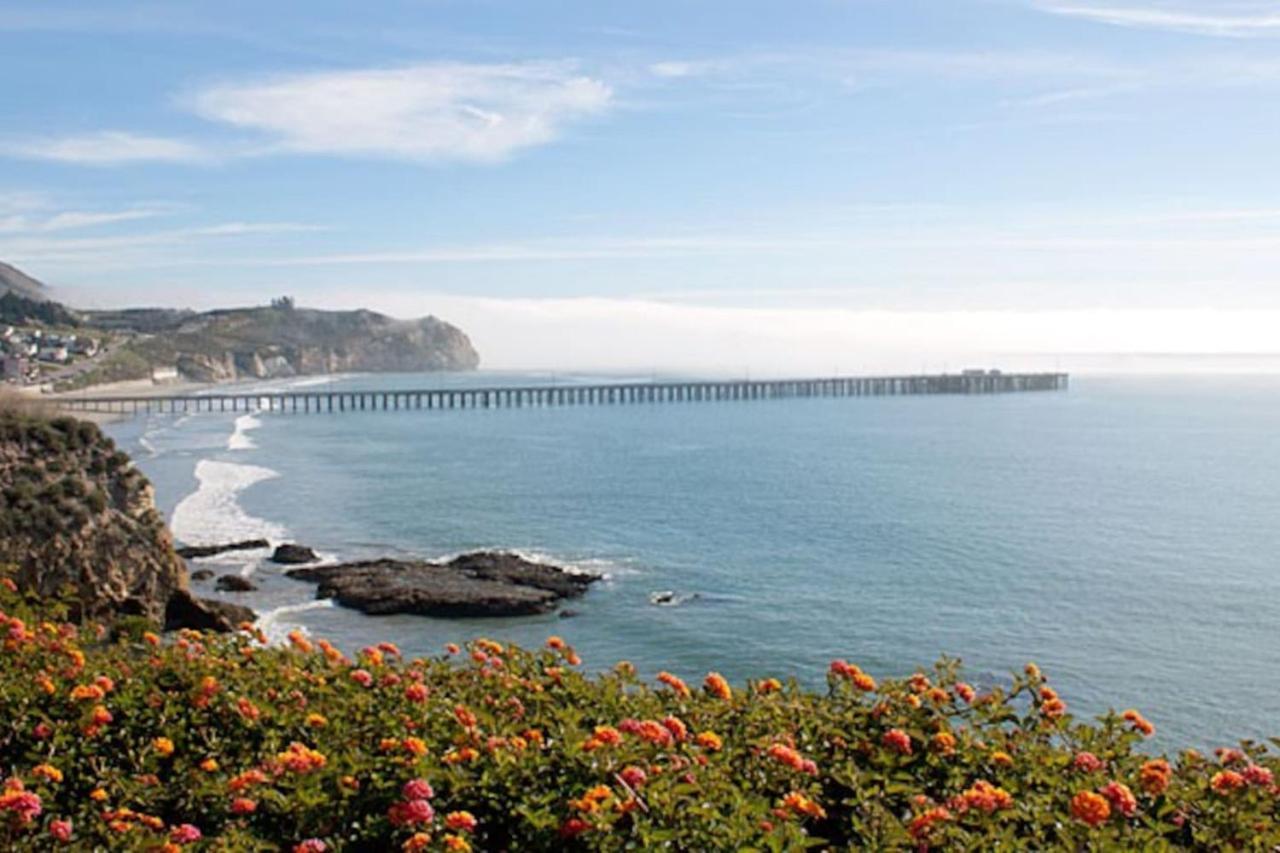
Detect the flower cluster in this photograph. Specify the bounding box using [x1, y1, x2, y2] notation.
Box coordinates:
[0, 574, 1278, 850]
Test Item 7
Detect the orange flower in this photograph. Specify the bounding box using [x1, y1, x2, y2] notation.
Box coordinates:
[1121, 709, 1155, 737]
[882, 729, 913, 756]
[955, 682, 976, 703]
[781, 791, 826, 819]
[89, 705, 113, 726]
[275, 742, 327, 774]
[756, 678, 782, 695]
[445, 811, 477, 832]
[305, 713, 328, 729]
[1070, 790, 1110, 827]
[402, 834, 432, 852]
[931, 732, 957, 757]
[704, 672, 732, 701]
[90, 788, 109, 802]
[1099, 781, 1137, 818]
[661, 716, 689, 743]
[1211, 770, 1246, 795]
[228, 769, 267, 792]
[951, 780, 1014, 814]
[569, 785, 613, 814]
[69, 683, 104, 702]
[199, 758, 219, 773]
[403, 737, 429, 758]
[991, 750, 1014, 767]
[908, 806, 952, 840]
[32, 764, 63, 783]
[230, 797, 257, 815]
[454, 705, 478, 729]
[546, 636, 565, 650]
[1139, 759, 1172, 796]
[153, 737, 175, 758]
[657, 671, 691, 698]
[442, 835, 471, 852]
[404, 682, 429, 703]
[696, 731, 723, 752]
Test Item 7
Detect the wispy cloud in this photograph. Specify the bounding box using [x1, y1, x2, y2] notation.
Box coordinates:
[1, 131, 210, 165]
[1033, 2, 1280, 37]
[187, 61, 612, 163]
[0, 206, 171, 234]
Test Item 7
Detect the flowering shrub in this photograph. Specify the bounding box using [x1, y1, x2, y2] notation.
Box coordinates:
[1, 579, 1278, 850]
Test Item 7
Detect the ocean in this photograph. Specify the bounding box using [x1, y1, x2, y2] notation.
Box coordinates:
[106, 371, 1280, 749]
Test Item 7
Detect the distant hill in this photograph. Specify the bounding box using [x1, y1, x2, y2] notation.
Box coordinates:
[68, 301, 480, 388]
[0, 261, 49, 300]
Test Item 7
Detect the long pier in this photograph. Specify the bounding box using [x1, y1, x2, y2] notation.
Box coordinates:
[51, 372, 1068, 417]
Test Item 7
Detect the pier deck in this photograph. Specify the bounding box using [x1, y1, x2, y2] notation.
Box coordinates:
[51, 373, 1069, 417]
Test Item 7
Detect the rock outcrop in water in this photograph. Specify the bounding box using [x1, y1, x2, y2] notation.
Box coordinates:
[270, 543, 319, 565]
[0, 404, 250, 631]
[176, 539, 270, 559]
[286, 551, 599, 618]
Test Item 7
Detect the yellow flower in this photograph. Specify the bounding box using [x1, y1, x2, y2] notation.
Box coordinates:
[306, 713, 328, 729]
[153, 737, 175, 758]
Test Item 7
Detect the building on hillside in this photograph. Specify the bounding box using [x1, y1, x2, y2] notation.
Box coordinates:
[3, 355, 29, 383]
[38, 345, 68, 364]
[70, 336, 98, 356]
[152, 366, 179, 384]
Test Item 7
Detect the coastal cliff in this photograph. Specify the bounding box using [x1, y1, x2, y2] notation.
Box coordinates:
[103, 302, 480, 383]
[0, 404, 245, 629]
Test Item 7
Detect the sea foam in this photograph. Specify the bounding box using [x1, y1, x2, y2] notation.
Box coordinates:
[227, 413, 263, 451]
[170, 459, 287, 549]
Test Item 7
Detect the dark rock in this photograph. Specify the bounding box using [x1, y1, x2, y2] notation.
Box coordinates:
[287, 550, 599, 618]
[176, 539, 270, 559]
[215, 574, 257, 592]
[190, 569, 214, 582]
[270, 543, 320, 565]
[559, 609, 579, 619]
[164, 590, 255, 633]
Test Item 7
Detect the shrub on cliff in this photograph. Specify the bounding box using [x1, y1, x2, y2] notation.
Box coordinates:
[0, 576, 1277, 851]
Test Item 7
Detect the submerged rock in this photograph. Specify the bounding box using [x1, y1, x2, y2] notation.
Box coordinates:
[215, 574, 257, 592]
[286, 551, 599, 618]
[176, 539, 270, 559]
[270, 543, 319, 565]
[190, 569, 215, 582]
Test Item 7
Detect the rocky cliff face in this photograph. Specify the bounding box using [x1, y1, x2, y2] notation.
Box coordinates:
[0, 407, 241, 630]
[132, 306, 480, 383]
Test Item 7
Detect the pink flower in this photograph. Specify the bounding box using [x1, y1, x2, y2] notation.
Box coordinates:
[619, 766, 648, 789]
[170, 824, 203, 844]
[402, 779, 434, 801]
[389, 799, 435, 827]
[882, 729, 913, 756]
[1073, 752, 1104, 773]
[404, 682, 429, 703]
[294, 841, 327, 853]
[1244, 765, 1275, 787]
[49, 819, 72, 842]
[350, 669, 373, 687]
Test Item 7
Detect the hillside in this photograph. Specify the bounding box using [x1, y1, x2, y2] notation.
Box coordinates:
[0, 401, 247, 630]
[66, 301, 480, 387]
[0, 260, 48, 300]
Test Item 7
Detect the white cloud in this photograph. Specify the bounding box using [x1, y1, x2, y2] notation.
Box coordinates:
[0, 207, 170, 234]
[187, 61, 612, 163]
[1034, 2, 1280, 36]
[1, 131, 209, 165]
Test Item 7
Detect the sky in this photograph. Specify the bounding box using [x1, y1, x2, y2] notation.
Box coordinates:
[2, 0, 1279, 372]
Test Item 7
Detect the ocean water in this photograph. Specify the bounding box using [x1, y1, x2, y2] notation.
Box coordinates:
[106, 372, 1280, 748]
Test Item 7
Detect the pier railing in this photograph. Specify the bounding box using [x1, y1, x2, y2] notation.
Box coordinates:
[51, 373, 1068, 416]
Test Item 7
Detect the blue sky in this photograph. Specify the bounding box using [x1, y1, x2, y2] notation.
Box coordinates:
[2, 1, 1279, 370]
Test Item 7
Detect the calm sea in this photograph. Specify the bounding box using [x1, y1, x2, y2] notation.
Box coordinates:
[106, 372, 1280, 748]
